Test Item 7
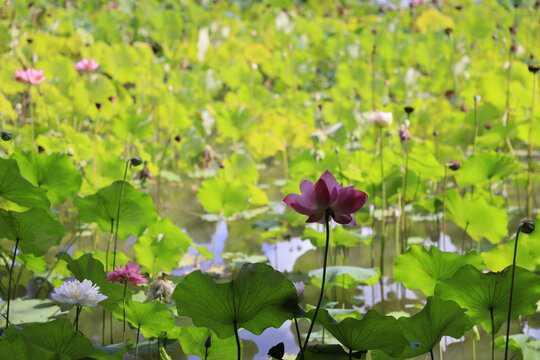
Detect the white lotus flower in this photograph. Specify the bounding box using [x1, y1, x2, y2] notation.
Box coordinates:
[51, 279, 107, 311]
[369, 111, 393, 127]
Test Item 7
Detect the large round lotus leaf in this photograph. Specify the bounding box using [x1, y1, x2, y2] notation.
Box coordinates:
[74, 181, 157, 239]
[435, 264, 540, 334]
[179, 326, 239, 360]
[0, 318, 108, 359]
[394, 245, 483, 296]
[197, 177, 250, 216]
[307, 308, 407, 356]
[455, 151, 523, 188]
[172, 262, 297, 339]
[57, 253, 127, 312]
[12, 150, 82, 204]
[495, 334, 540, 360]
[113, 300, 175, 339]
[445, 189, 508, 244]
[0, 208, 65, 256]
[0, 299, 63, 328]
[309, 266, 379, 290]
[134, 217, 192, 274]
[0, 158, 50, 209]
[398, 296, 473, 358]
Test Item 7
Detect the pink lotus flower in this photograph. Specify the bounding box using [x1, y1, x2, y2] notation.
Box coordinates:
[12, 69, 45, 85]
[283, 170, 367, 226]
[105, 262, 148, 285]
[74, 58, 99, 72]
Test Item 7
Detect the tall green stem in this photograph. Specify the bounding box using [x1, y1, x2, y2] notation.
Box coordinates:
[113, 160, 131, 269]
[93, 108, 100, 188]
[504, 226, 523, 359]
[122, 279, 128, 341]
[298, 210, 331, 360]
[293, 317, 302, 348]
[74, 305, 82, 332]
[401, 138, 410, 253]
[473, 98, 479, 153]
[5, 237, 20, 332]
[135, 324, 141, 360]
[442, 166, 448, 251]
[379, 127, 386, 282]
[156, 137, 172, 214]
[490, 307, 495, 360]
[526, 73, 536, 217]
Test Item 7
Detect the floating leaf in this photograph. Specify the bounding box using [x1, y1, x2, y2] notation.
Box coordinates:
[12, 151, 82, 204]
[398, 296, 473, 358]
[0, 299, 64, 328]
[74, 181, 157, 239]
[172, 262, 297, 339]
[435, 265, 540, 333]
[0, 208, 65, 256]
[309, 266, 379, 290]
[179, 326, 239, 360]
[0, 318, 107, 359]
[113, 300, 175, 338]
[394, 246, 483, 296]
[308, 309, 408, 356]
[445, 189, 508, 244]
[134, 217, 193, 274]
[0, 158, 50, 208]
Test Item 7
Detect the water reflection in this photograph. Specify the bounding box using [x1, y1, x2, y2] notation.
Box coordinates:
[261, 237, 315, 273]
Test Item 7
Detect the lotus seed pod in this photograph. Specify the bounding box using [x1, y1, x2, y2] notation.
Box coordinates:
[448, 160, 460, 171]
[129, 156, 142, 167]
[267, 342, 285, 360]
[174, 134, 182, 142]
[528, 65, 539, 74]
[404, 106, 415, 115]
[1, 129, 13, 141]
[519, 218, 535, 234]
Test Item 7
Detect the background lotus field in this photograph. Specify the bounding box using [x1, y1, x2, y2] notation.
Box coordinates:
[0, 0, 539, 359]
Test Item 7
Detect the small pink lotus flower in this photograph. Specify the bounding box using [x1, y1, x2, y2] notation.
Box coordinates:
[12, 69, 45, 85]
[105, 262, 148, 285]
[283, 170, 367, 226]
[74, 58, 99, 73]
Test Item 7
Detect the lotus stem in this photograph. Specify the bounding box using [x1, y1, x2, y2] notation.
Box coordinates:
[400, 138, 410, 253]
[112, 160, 131, 269]
[526, 72, 536, 218]
[293, 317, 301, 348]
[379, 127, 386, 300]
[473, 98, 479, 154]
[135, 324, 141, 360]
[156, 137, 172, 214]
[74, 305, 82, 332]
[298, 209, 331, 360]
[371, 44, 376, 111]
[490, 307, 495, 360]
[122, 279, 127, 341]
[442, 166, 448, 251]
[233, 320, 241, 360]
[348, 348, 352, 360]
[93, 108, 100, 188]
[5, 237, 20, 332]
[430, 349, 434, 360]
[504, 224, 524, 359]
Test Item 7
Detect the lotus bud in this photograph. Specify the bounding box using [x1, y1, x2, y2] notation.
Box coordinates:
[447, 160, 460, 171]
[108, 96, 116, 103]
[267, 342, 285, 360]
[294, 281, 304, 301]
[27, 38, 33, 44]
[219, 162, 225, 168]
[460, 105, 469, 112]
[510, 44, 517, 53]
[95, 102, 103, 110]
[399, 124, 411, 143]
[38, 145, 45, 153]
[473, 95, 481, 103]
[369, 111, 393, 127]
[445, 90, 456, 99]
[174, 134, 182, 142]
[204, 335, 211, 348]
[444, 28, 453, 36]
[432, 129, 439, 137]
[404, 106, 414, 115]
[129, 156, 142, 167]
[492, 34, 498, 40]
[455, 5, 463, 10]
[484, 123, 492, 130]
[372, 28, 378, 35]
[519, 218, 535, 234]
[1, 129, 13, 141]
[509, 26, 517, 35]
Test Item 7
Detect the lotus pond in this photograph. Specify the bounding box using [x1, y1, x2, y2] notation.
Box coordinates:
[0, 0, 539, 359]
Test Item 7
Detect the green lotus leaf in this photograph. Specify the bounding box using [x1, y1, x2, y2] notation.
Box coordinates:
[113, 300, 175, 339]
[172, 262, 297, 339]
[398, 296, 473, 358]
[74, 181, 157, 239]
[0, 158, 50, 209]
[495, 334, 540, 360]
[302, 227, 371, 248]
[309, 266, 380, 290]
[307, 308, 408, 356]
[134, 217, 193, 274]
[0, 208, 65, 256]
[197, 177, 250, 216]
[303, 344, 365, 359]
[445, 189, 508, 244]
[12, 150, 82, 204]
[394, 245, 483, 296]
[0, 299, 64, 328]
[0, 318, 108, 359]
[179, 326, 239, 360]
[435, 265, 540, 333]
[456, 151, 523, 188]
[57, 253, 127, 312]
